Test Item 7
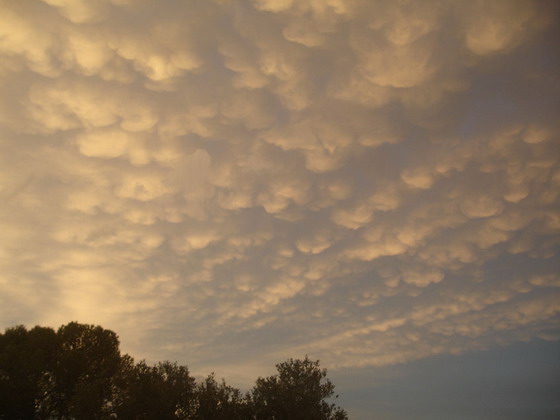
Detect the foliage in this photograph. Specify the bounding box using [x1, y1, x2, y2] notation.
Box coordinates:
[0, 323, 347, 419]
[49, 322, 124, 419]
[194, 373, 251, 419]
[0, 325, 57, 419]
[250, 357, 348, 420]
[113, 360, 196, 419]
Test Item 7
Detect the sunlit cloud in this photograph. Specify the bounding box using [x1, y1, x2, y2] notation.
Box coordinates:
[1, 0, 558, 391]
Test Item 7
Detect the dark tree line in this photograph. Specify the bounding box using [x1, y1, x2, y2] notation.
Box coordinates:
[0, 322, 347, 419]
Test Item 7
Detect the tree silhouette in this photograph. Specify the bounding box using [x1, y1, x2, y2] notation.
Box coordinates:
[194, 373, 249, 419]
[48, 322, 124, 419]
[113, 359, 196, 419]
[0, 325, 57, 419]
[249, 356, 348, 420]
[0, 323, 347, 419]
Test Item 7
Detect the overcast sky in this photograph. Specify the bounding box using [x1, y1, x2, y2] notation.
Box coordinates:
[1, 0, 559, 418]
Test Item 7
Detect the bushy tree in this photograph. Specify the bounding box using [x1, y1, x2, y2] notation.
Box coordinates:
[1, 323, 347, 419]
[193, 373, 249, 419]
[47, 322, 124, 419]
[249, 356, 348, 420]
[0, 325, 57, 419]
[113, 359, 196, 419]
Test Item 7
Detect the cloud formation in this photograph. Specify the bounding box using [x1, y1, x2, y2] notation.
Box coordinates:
[1, 0, 559, 381]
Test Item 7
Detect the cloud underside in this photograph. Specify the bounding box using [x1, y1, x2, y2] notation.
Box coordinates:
[1, 0, 559, 377]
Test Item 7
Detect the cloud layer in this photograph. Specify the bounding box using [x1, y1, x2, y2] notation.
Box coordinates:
[1, 0, 559, 381]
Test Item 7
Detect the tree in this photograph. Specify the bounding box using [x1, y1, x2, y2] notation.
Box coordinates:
[0, 325, 57, 419]
[1, 323, 348, 419]
[193, 373, 249, 419]
[113, 360, 196, 419]
[43, 322, 123, 418]
[249, 356, 348, 420]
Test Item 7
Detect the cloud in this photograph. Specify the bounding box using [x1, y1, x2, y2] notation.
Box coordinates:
[0, 0, 558, 384]
[461, 0, 543, 55]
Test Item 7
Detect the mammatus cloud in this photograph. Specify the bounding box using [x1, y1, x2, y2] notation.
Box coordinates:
[1, 0, 559, 382]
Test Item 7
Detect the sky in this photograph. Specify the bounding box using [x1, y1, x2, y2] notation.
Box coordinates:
[0, 0, 559, 418]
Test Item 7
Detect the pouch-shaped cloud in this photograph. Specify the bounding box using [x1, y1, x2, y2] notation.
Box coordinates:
[77, 128, 134, 159]
[462, 0, 542, 55]
[0, 0, 559, 387]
